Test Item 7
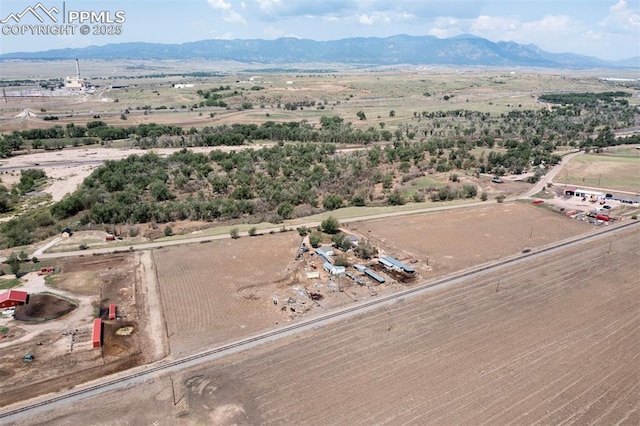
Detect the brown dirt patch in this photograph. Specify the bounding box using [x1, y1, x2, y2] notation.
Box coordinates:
[154, 232, 300, 354]
[348, 201, 593, 275]
[13, 293, 77, 322]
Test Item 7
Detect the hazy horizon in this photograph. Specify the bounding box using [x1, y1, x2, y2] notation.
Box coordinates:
[1, 0, 639, 61]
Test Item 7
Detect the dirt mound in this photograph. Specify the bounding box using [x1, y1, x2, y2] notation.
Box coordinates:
[13, 293, 77, 322]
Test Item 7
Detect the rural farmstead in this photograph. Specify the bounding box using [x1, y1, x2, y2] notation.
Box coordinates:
[0, 4, 639, 422]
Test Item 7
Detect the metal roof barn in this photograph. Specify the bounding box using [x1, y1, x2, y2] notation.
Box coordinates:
[92, 318, 102, 349]
[0, 289, 28, 309]
[364, 268, 386, 283]
[380, 256, 416, 274]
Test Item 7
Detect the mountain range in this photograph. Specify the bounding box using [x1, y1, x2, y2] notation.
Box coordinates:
[1, 34, 638, 68]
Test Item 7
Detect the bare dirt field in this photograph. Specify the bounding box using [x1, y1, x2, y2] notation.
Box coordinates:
[152, 201, 596, 358]
[21, 224, 639, 425]
[348, 201, 595, 275]
[0, 252, 158, 407]
[154, 232, 301, 355]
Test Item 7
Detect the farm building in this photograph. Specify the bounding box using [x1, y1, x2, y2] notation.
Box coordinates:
[323, 261, 345, 275]
[306, 271, 320, 279]
[92, 318, 102, 349]
[316, 246, 334, 263]
[379, 256, 416, 275]
[346, 235, 359, 247]
[569, 188, 604, 200]
[0, 289, 28, 309]
[363, 268, 386, 284]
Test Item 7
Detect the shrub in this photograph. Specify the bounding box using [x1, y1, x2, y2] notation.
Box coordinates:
[323, 194, 343, 211]
[496, 195, 506, 203]
[164, 226, 173, 237]
[248, 226, 257, 237]
[128, 226, 139, 237]
[387, 189, 406, 206]
[334, 254, 349, 267]
[320, 216, 340, 234]
[309, 232, 322, 248]
[480, 192, 488, 201]
[230, 227, 239, 239]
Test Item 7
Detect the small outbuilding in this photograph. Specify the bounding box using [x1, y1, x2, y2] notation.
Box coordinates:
[92, 318, 102, 349]
[323, 261, 345, 275]
[316, 246, 334, 263]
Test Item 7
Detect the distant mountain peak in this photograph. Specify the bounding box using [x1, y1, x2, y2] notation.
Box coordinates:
[0, 34, 629, 68]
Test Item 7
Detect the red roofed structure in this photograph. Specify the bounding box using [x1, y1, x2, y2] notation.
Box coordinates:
[0, 289, 28, 309]
[92, 318, 102, 349]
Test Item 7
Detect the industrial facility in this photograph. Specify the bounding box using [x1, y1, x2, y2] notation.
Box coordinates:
[63, 59, 86, 91]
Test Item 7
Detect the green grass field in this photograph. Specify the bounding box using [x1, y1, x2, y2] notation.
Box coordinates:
[0, 278, 22, 290]
[558, 152, 640, 193]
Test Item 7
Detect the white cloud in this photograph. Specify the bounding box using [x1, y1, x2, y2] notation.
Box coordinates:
[263, 26, 298, 39]
[470, 15, 518, 32]
[255, 0, 285, 15]
[600, 0, 640, 33]
[214, 32, 235, 39]
[207, 0, 247, 25]
[358, 12, 391, 26]
[428, 17, 465, 38]
[521, 15, 572, 33]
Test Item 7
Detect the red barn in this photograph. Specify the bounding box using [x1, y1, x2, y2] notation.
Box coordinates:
[0, 290, 28, 309]
[92, 318, 102, 348]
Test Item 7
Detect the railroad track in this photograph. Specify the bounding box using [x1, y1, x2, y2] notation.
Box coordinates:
[1, 219, 638, 421]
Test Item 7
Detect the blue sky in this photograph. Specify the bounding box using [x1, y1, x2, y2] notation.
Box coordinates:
[1, 0, 638, 60]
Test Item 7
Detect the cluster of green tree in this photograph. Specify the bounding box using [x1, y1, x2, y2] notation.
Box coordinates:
[196, 86, 234, 107]
[3, 91, 638, 157]
[15, 169, 46, 194]
[7, 121, 184, 144]
[93, 72, 227, 80]
[408, 101, 636, 148]
[282, 100, 317, 110]
[0, 185, 18, 214]
[538, 91, 631, 107]
[429, 184, 477, 202]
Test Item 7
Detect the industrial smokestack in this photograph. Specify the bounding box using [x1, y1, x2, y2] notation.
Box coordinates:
[75, 59, 80, 79]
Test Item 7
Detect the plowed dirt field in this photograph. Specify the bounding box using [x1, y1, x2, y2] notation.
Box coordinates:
[24, 225, 639, 425]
